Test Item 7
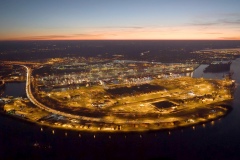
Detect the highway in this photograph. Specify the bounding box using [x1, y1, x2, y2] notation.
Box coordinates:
[21, 65, 102, 122]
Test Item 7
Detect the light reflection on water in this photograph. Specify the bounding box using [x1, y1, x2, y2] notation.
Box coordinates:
[0, 58, 240, 159]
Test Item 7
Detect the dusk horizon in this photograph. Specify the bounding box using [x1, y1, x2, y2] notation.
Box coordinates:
[1, 0, 240, 41]
[2, 39, 240, 41]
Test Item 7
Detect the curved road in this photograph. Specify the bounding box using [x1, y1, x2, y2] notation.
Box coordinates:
[22, 65, 101, 122]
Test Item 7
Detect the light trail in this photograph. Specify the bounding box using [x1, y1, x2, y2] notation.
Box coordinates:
[21, 65, 102, 122]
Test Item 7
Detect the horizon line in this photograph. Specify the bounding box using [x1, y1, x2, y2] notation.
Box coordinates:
[1, 39, 240, 41]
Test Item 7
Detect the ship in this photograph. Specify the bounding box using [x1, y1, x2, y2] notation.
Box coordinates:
[204, 61, 231, 73]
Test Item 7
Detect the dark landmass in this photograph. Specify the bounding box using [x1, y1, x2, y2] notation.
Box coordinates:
[1, 40, 240, 63]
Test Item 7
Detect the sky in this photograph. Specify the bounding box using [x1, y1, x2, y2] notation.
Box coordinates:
[0, 0, 240, 40]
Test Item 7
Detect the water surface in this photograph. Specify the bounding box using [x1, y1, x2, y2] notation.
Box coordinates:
[0, 58, 240, 159]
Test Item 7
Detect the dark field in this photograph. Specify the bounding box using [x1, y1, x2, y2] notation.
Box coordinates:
[152, 101, 176, 109]
[105, 84, 165, 96]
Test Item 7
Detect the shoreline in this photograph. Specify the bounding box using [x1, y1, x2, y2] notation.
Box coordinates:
[0, 103, 232, 133]
[1, 75, 235, 133]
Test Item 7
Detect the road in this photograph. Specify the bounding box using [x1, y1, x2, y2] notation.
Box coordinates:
[21, 65, 102, 122]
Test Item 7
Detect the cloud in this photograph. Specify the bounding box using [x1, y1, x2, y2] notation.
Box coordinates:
[189, 22, 218, 26]
[19, 33, 106, 40]
[73, 33, 104, 37]
[205, 32, 223, 35]
[29, 35, 71, 39]
[189, 12, 240, 27]
[217, 19, 240, 25]
[219, 36, 240, 40]
[100, 26, 144, 29]
[189, 20, 240, 26]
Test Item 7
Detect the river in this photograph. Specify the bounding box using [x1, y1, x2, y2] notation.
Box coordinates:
[1, 82, 26, 98]
[0, 58, 240, 159]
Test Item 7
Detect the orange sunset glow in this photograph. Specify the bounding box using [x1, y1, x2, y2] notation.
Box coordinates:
[1, 1, 240, 40]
